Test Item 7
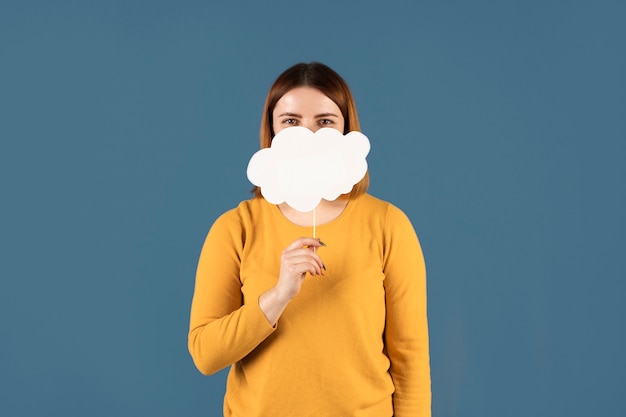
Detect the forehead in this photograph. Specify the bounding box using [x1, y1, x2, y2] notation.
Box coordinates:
[274, 87, 340, 112]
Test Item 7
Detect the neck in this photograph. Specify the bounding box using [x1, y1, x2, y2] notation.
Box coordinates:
[278, 198, 349, 227]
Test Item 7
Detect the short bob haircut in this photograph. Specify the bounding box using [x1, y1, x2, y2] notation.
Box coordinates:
[254, 62, 369, 199]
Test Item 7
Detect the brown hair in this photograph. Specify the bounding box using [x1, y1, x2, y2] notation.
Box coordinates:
[254, 62, 369, 199]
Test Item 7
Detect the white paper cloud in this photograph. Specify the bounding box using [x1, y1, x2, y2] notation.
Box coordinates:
[247, 127, 370, 212]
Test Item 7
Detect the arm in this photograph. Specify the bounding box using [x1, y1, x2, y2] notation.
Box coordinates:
[383, 205, 431, 416]
[188, 211, 275, 375]
[188, 212, 325, 375]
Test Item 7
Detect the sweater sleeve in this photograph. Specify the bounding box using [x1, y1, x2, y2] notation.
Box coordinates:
[188, 209, 276, 375]
[382, 204, 431, 416]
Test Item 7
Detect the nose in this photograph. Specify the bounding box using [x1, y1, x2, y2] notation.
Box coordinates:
[302, 120, 318, 132]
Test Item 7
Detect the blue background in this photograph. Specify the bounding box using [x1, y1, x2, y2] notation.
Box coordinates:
[1, 1, 624, 416]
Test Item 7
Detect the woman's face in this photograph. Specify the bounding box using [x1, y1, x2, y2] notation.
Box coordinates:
[272, 87, 345, 135]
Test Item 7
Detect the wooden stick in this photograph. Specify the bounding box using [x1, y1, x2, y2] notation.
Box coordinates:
[313, 207, 316, 252]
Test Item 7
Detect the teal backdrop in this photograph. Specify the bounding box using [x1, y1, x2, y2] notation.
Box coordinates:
[1, 1, 624, 416]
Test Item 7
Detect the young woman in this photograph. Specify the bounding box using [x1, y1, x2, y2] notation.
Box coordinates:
[188, 62, 431, 416]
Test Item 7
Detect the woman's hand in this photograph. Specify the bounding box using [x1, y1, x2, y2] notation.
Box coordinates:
[277, 237, 325, 299]
[259, 237, 325, 326]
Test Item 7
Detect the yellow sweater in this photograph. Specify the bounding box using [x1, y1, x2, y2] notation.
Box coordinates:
[188, 194, 431, 416]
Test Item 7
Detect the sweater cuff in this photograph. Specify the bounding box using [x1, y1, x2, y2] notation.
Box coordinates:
[253, 296, 279, 331]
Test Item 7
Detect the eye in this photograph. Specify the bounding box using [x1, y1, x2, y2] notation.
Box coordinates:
[318, 119, 333, 125]
[283, 118, 298, 125]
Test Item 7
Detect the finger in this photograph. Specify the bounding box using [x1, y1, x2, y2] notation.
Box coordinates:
[285, 256, 323, 276]
[284, 237, 324, 251]
[283, 249, 325, 270]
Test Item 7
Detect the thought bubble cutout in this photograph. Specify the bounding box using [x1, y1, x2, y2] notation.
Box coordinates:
[247, 127, 370, 212]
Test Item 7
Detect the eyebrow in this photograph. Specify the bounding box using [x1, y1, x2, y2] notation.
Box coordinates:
[276, 112, 340, 118]
[276, 112, 302, 118]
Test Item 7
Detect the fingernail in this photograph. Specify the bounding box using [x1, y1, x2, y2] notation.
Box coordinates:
[322, 263, 327, 271]
[318, 240, 327, 247]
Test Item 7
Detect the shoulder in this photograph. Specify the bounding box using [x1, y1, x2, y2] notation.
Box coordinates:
[203, 198, 272, 252]
[209, 198, 268, 234]
[354, 193, 412, 226]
